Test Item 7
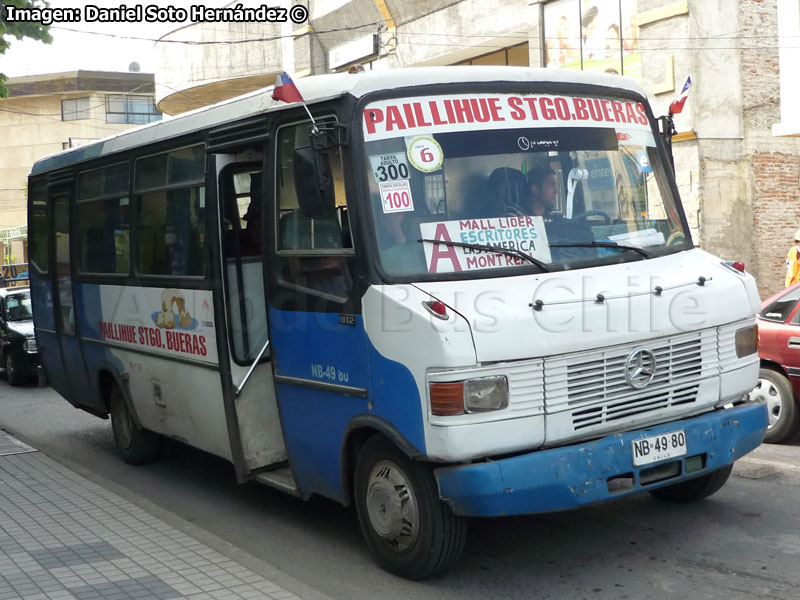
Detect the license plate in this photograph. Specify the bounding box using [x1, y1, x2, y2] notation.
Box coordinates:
[632, 430, 687, 467]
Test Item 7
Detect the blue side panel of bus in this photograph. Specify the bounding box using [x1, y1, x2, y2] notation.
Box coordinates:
[74, 283, 126, 410]
[269, 308, 425, 502]
[31, 275, 70, 399]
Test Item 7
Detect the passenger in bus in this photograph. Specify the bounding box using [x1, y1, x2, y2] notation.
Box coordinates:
[239, 202, 262, 256]
[486, 167, 527, 218]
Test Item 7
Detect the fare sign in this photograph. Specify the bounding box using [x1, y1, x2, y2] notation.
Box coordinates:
[419, 216, 551, 273]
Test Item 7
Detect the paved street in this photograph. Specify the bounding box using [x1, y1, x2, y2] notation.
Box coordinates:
[0, 429, 324, 600]
[1, 381, 799, 600]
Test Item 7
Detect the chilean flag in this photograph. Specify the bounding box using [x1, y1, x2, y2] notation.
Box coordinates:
[669, 76, 692, 115]
[271, 72, 304, 104]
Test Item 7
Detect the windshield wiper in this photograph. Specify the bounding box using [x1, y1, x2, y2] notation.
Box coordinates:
[549, 241, 652, 258]
[418, 238, 550, 271]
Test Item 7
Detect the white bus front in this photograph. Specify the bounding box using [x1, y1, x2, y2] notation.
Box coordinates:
[352, 84, 767, 577]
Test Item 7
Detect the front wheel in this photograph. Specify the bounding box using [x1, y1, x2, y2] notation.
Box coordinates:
[109, 385, 160, 465]
[649, 464, 733, 502]
[354, 435, 467, 579]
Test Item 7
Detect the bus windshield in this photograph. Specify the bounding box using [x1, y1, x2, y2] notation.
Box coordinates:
[362, 92, 688, 277]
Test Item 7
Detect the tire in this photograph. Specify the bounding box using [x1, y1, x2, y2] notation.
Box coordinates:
[6, 353, 23, 387]
[649, 464, 733, 503]
[749, 368, 800, 444]
[354, 435, 467, 579]
[109, 385, 160, 465]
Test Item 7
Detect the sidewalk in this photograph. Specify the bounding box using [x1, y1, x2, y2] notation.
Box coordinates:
[0, 430, 323, 600]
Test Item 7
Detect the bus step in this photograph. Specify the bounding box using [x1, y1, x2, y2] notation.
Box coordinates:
[254, 467, 301, 497]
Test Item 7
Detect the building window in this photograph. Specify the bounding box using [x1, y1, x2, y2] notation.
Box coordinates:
[456, 43, 529, 66]
[542, 0, 641, 82]
[61, 97, 90, 121]
[106, 94, 162, 124]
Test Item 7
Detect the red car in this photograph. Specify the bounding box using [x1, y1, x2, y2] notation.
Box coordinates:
[752, 282, 800, 443]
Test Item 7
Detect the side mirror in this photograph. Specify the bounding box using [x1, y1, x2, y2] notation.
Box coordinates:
[657, 114, 677, 173]
[293, 146, 335, 218]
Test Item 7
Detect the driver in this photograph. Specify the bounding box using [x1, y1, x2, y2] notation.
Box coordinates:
[526, 166, 558, 216]
[521, 165, 596, 260]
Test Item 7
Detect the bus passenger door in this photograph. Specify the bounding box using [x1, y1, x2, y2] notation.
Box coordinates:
[50, 185, 95, 409]
[266, 118, 368, 502]
[216, 157, 287, 475]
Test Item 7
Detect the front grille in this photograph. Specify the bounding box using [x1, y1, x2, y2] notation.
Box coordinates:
[571, 383, 699, 430]
[566, 335, 703, 405]
[543, 329, 717, 433]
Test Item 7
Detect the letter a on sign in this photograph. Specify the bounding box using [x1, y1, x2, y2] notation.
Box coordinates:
[428, 223, 462, 273]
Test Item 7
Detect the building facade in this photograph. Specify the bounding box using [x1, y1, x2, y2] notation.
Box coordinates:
[0, 70, 161, 244]
[154, 0, 797, 298]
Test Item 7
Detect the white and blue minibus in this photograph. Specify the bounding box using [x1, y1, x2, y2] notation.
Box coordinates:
[28, 67, 768, 579]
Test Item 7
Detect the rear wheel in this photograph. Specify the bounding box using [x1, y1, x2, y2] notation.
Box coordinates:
[649, 464, 733, 502]
[749, 368, 800, 444]
[354, 435, 467, 579]
[109, 385, 160, 465]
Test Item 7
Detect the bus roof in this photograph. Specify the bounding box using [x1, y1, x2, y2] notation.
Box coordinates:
[30, 66, 646, 176]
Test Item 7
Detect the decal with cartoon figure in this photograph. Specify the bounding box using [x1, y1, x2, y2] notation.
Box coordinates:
[152, 289, 199, 330]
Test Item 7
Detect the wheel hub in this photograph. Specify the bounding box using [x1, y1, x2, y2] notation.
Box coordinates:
[365, 460, 418, 552]
[749, 379, 782, 429]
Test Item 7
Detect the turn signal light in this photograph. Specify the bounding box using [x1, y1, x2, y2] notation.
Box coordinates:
[422, 300, 449, 320]
[430, 382, 465, 416]
[722, 260, 746, 274]
[735, 324, 758, 357]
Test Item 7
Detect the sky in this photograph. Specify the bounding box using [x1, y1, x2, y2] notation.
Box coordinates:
[0, 0, 224, 78]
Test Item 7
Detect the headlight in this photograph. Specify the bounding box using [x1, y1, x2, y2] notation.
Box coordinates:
[430, 376, 509, 415]
[735, 324, 758, 358]
[23, 338, 37, 353]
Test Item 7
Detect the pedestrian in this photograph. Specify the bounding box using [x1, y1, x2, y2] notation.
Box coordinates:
[786, 229, 800, 287]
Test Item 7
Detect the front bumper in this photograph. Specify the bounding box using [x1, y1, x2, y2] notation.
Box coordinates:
[434, 402, 767, 517]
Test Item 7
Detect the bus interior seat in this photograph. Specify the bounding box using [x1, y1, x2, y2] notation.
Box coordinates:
[457, 174, 489, 219]
[278, 209, 352, 297]
[486, 167, 527, 217]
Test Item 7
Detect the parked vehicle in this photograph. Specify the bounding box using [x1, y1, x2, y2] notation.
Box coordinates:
[0, 287, 40, 385]
[751, 282, 800, 442]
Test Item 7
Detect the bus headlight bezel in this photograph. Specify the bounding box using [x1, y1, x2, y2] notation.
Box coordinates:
[430, 376, 509, 416]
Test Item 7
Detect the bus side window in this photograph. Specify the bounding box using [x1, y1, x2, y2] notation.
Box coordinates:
[135, 145, 207, 277]
[28, 179, 49, 274]
[77, 162, 130, 275]
[275, 121, 354, 300]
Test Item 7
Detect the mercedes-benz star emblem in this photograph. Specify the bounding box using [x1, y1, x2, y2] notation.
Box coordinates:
[624, 348, 657, 389]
